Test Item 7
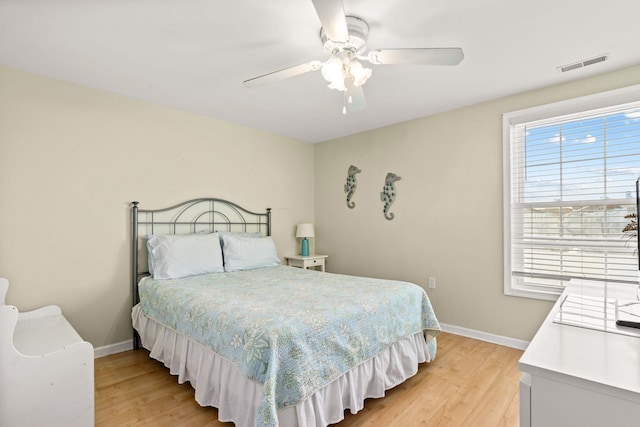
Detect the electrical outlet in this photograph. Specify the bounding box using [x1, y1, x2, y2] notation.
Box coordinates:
[428, 277, 436, 289]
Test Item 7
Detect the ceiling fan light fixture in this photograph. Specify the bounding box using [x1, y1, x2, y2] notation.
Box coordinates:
[349, 59, 371, 86]
[321, 56, 371, 92]
[321, 56, 346, 91]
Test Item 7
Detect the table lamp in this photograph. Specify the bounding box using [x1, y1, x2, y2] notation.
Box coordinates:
[296, 223, 315, 256]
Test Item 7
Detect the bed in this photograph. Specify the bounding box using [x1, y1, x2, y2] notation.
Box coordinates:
[131, 198, 440, 427]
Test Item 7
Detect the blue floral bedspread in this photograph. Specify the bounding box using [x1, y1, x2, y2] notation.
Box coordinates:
[138, 265, 440, 426]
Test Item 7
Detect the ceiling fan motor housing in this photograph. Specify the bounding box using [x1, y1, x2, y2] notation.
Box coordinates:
[320, 16, 369, 56]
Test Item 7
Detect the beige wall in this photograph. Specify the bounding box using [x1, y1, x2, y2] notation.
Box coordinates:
[3, 63, 640, 350]
[314, 64, 640, 342]
[0, 66, 315, 348]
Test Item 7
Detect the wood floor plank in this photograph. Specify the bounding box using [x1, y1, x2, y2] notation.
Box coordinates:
[456, 346, 522, 426]
[94, 333, 523, 426]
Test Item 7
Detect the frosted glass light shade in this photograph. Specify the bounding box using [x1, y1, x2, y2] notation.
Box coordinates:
[296, 223, 315, 238]
[350, 59, 372, 86]
[321, 57, 346, 91]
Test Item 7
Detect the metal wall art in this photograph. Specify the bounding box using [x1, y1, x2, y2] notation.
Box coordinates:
[381, 172, 401, 220]
[344, 165, 361, 209]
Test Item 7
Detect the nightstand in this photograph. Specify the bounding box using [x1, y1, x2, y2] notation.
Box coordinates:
[285, 255, 328, 272]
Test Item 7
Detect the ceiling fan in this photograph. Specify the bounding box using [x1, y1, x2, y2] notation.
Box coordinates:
[243, 0, 464, 114]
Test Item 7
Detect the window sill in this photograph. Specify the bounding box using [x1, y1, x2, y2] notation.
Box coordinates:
[505, 286, 561, 302]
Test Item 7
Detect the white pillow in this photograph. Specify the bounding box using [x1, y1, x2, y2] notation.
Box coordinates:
[217, 230, 262, 251]
[221, 234, 280, 272]
[147, 233, 224, 280]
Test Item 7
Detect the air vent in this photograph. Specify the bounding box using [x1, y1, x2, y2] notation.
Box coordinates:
[557, 54, 609, 73]
[582, 55, 607, 67]
[560, 62, 584, 73]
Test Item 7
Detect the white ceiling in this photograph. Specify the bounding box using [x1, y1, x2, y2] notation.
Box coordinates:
[1, 0, 639, 143]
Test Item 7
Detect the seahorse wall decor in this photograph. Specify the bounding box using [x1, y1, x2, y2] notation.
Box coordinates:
[344, 165, 361, 209]
[381, 172, 401, 220]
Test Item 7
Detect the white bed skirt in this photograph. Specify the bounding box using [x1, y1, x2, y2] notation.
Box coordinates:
[132, 305, 434, 427]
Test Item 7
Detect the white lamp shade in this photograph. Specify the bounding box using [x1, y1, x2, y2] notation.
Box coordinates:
[296, 223, 315, 238]
[321, 56, 372, 92]
[350, 59, 372, 87]
[321, 57, 346, 91]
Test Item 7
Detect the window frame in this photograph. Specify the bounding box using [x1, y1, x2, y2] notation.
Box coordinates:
[503, 84, 640, 300]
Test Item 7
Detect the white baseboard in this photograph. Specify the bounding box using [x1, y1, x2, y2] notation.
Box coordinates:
[440, 323, 529, 350]
[94, 339, 134, 358]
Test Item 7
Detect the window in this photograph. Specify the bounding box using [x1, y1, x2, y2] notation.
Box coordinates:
[504, 85, 640, 300]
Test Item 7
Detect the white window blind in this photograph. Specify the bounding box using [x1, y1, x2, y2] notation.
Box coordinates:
[504, 89, 640, 300]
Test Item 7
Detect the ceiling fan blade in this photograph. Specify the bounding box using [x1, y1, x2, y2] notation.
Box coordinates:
[367, 48, 464, 66]
[243, 61, 322, 88]
[311, 0, 348, 42]
[346, 84, 367, 113]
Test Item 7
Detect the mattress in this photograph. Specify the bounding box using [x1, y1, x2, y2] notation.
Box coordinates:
[133, 265, 440, 426]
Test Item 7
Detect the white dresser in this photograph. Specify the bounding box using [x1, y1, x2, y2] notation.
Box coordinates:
[519, 280, 640, 427]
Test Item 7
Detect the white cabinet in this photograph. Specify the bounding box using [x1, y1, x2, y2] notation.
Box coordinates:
[519, 280, 640, 427]
[519, 373, 531, 427]
[0, 278, 94, 426]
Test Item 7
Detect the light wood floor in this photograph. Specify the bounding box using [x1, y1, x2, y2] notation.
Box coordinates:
[95, 332, 523, 426]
